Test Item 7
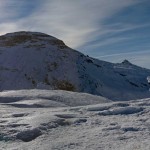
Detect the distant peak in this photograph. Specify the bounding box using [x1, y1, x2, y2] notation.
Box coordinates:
[122, 59, 132, 65]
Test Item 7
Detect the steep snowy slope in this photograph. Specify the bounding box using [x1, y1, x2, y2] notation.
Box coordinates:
[0, 31, 150, 100]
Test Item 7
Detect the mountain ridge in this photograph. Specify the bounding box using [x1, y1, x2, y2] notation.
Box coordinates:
[0, 31, 150, 100]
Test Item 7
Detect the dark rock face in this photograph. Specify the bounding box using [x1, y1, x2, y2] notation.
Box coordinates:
[16, 128, 42, 142]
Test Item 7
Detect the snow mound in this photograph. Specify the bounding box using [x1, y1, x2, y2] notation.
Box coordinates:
[98, 106, 144, 115]
[0, 89, 110, 107]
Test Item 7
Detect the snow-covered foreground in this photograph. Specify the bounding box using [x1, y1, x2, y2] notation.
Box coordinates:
[0, 90, 150, 150]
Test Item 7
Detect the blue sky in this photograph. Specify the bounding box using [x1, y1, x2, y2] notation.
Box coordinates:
[0, 0, 150, 68]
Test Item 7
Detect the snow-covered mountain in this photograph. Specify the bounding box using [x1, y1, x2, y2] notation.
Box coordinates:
[0, 31, 150, 100]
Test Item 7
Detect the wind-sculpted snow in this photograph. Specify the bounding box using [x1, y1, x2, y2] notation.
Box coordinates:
[0, 31, 150, 100]
[97, 106, 144, 115]
[0, 90, 150, 150]
[0, 89, 110, 106]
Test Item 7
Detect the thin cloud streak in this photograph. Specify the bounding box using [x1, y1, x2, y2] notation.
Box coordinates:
[97, 50, 150, 69]
[81, 22, 150, 51]
[0, 0, 149, 68]
[0, 0, 139, 48]
[97, 50, 150, 58]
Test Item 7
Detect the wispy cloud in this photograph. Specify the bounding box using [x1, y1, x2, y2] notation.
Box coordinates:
[0, 0, 139, 48]
[27, 0, 140, 48]
[0, 0, 150, 68]
[98, 50, 150, 58]
[80, 22, 150, 54]
[97, 50, 150, 69]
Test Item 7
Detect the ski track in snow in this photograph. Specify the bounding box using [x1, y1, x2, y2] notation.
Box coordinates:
[0, 90, 150, 150]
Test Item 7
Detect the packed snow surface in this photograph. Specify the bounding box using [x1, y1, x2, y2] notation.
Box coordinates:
[0, 90, 150, 150]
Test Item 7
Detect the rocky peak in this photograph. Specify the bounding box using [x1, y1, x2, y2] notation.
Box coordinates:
[122, 59, 132, 65]
[0, 31, 67, 48]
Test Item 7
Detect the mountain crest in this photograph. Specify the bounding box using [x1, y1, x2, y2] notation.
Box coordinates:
[0, 31, 150, 101]
[0, 31, 66, 48]
[122, 59, 132, 65]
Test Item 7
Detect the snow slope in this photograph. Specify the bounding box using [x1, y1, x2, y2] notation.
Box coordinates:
[0, 31, 150, 100]
[0, 89, 110, 107]
[0, 89, 149, 150]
